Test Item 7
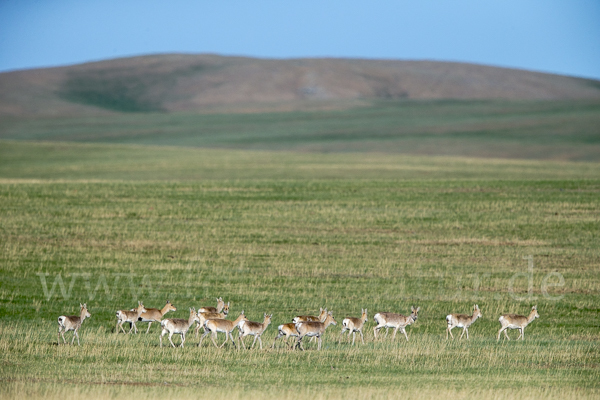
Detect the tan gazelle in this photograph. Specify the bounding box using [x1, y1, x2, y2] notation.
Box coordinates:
[497, 306, 540, 341]
[57, 303, 91, 346]
[293, 308, 328, 343]
[295, 311, 337, 351]
[199, 297, 226, 313]
[199, 311, 248, 349]
[271, 323, 300, 349]
[116, 301, 147, 334]
[446, 304, 482, 340]
[160, 307, 199, 348]
[339, 308, 368, 345]
[373, 306, 419, 341]
[194, 305, 229, 337]
[238, 313, 272, 350]
[137, 300, 177, 334]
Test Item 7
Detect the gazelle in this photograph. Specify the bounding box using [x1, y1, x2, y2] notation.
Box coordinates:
[339, 308, 368, 345]
[137, 300, 177, 334]
[446, 304, 482, 340]
[292, 307, 327, 324]
[373, 306, 419, 341]
[238, 313, 272, 350]
[116, 301, 147, 334]
[194, 306, 229, 337]
[497, 306, 540, 341]
[160, 307, 199, 348]
[293, 308, 328, 343]
[271, 323, 300, 349]
[57, 303, 91, 346]
[295, 311, 337, 351]
[199, 298, 226, 314]
[199, 311, 248, 349]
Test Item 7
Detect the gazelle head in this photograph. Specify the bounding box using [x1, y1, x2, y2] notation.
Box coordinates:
[137, 301, 147, 314]
[222, 302, 230, 316]
[80, 303, 91, 319]
[236, 310, 249, 326]
[325, 311, 337, 326]
[190, 307, 199, 322]
[473, 304, 482, 318]
[263, 313, 273, 324]
[318, 307, 328, 322]
[410, 306, 420, 321]
[531, 305, 539, 319]
[165, 300, 177, 313]
[361, 309, 368, 322]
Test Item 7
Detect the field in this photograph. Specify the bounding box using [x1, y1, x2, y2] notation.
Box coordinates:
[1, 100, 600, 399]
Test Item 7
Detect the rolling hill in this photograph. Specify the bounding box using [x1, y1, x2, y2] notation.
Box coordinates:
[1, 54, 600, 117]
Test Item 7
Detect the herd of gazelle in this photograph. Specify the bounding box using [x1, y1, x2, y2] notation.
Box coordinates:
[57, 300, 541, 348]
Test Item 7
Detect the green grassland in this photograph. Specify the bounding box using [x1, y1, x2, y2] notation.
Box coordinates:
[0, 138, 599, 399]
[2, 99, 600, 161]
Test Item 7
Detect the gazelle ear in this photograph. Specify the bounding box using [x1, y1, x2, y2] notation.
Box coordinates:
[416, 307, 420, 312]
[533, 305, 537, 310]
[80, 303, 83, 308]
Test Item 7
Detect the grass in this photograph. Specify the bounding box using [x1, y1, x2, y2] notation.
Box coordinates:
[2, 99, 600, 161]
[0, 139, 599, 398]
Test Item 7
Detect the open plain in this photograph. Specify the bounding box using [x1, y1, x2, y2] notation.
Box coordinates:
[1, 56, 599, 399]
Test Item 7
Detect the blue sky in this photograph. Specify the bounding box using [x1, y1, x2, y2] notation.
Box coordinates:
[1, 0, 599, 79]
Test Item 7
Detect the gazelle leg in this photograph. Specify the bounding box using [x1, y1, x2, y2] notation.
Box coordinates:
[160, 329, 166, 347]
[459, 328, 466, 340]
[465, 328, 469, 339]
[297, 336, 305, 351]
[146, 322, 152, 334]
[401, 328, 409, 341]
[219, 332, 229, 348]
[317, 335, 322, 350]
[516, 328, 523, 340]
[339, 327, 346, 343]
[169, 332, 176, 348]
[181, 332, 185, 348]
[271, 333, 282, 348]
[504, 329, 510, 340]
[252, 336, 259, 349]
[258, 336, 263, 350]
[521, 329, 525, 340]
[360, 330, 365, 344]
[392, 327, 399, 340]
[199, 330, 210, 347]
[229, 332, 237, 349]
[384, 328, 390, 338]
[212, 332, 221, 348]
[239, 334, 246, 349]
[352, 332, 356, 346]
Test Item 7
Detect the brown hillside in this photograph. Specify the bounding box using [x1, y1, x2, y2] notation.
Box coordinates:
[1, 53, 600, 117]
